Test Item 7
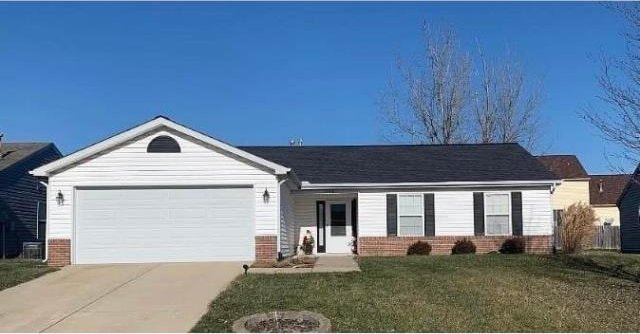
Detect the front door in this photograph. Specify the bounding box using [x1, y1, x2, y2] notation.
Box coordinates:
[325, 202, 352, 253]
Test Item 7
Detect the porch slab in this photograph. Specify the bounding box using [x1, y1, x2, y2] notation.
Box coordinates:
[313, 255, 360, 272]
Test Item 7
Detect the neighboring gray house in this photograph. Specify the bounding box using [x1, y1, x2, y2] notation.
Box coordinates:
[31, 116, 559, 266]
[0, 142, 61, 258]
[618, 166, 640, 252]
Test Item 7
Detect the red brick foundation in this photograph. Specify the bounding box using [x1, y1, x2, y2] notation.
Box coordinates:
[358, 235, 552, 256]
[255, 235, 277, 263]
[48, 239, 71, 267]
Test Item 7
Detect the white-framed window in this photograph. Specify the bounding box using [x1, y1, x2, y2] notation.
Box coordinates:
[484, 192, 511, 236]
[397, 193, 424, 236]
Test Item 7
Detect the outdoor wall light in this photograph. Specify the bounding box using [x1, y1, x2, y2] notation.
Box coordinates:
[263, 188, 270, 203]
[56, 191, 64, 206]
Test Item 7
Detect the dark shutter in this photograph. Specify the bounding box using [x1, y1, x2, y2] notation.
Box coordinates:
[424, 193, 435, 236]
[511, 192, 523, 236]
[386, 194, 397, 236]
[351, 198, 358, 238]
[473, 192, 485, 236]
[316, 201, 326, 253]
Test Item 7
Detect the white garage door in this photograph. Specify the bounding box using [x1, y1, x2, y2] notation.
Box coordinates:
[74, 187, 254, 264]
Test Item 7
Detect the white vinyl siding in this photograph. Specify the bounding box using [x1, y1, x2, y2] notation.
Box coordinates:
[357, 192, 388, 237]
[279, 182, 295, 256]
[47, 130, 279, 240]
[434, 191, 475, 236]
[522, 189, 553, 235]
[354, 189, 552, 237]
[484, 193, 511, 236]
[397, 194, 424, 236]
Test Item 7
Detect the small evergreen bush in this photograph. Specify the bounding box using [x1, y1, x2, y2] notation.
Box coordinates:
[500, 237, 525, 254]
[451, 238, 476, 254]
[407, 241, 432, 255]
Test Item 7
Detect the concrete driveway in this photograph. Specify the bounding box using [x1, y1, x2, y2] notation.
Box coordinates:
[0, 262, 244, 332]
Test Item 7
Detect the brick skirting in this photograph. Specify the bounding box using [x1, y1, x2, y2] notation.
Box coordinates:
[358, 235, 553, 256]
[255, 235, 277, 263]
[48, 239, 71, 267]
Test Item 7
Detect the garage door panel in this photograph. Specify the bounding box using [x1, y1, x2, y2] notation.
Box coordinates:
[75, 187, 254, 264]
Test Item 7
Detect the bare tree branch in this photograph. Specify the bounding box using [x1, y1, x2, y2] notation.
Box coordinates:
[583, 3, 640, 171]
[380, 22, 545, 150]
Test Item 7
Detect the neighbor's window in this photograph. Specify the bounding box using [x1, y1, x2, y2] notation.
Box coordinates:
[398, 194, 424, 236]
[485, 193, 511, 235]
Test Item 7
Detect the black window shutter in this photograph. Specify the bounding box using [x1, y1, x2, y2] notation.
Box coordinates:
[424, 193, 435, 236]
[511, 192, 523, 236]
[386, 194, 397, 236]
[473, 192, 485, 236]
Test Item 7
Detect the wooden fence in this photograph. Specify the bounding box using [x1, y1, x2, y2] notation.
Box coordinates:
[554, 225, 620, 250]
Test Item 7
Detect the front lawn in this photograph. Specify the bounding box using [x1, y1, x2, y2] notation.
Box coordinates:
[0, 260, 56, 292]
[193, 254, 640, 332]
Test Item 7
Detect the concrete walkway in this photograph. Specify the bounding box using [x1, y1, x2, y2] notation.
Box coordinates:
[250, 255, 360, 274]
[0, 262, 243, 332]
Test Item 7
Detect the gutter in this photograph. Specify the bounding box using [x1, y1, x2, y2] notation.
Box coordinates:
[300, 179, 562, 190]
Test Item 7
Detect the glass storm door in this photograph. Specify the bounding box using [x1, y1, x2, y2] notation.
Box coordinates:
[325, 202, 352, 253]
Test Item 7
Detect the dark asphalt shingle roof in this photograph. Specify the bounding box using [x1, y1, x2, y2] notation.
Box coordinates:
[0, 143, 51, 172]
[241, 143, 557, 184]
[589, 174, 631, 205]
[537, 155, 589, 179]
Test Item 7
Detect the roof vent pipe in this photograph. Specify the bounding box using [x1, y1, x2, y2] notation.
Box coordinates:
[0, 133, 4, 156]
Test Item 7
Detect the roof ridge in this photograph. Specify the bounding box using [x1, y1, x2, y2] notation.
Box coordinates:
[239, 142, 521, 148]
[537, 154, 578, 157]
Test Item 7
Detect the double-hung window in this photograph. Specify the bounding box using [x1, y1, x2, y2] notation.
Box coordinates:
[397, 193, 424, 236]
[485, 193, 511, 235]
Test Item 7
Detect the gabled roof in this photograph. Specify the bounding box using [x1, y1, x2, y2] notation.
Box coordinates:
[241, 143, 557, 185]
[0, 143, 53, 172]
[590, 174, 631, 205]
[31, 116, 291, 177]
[537, 155, 589, 179]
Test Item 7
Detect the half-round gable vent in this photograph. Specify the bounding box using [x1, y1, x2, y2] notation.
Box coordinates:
[147, 135, 181, 153]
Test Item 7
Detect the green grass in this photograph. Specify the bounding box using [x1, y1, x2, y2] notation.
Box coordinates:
[0, 259, 56, 292]
[193, 254, 640, 332]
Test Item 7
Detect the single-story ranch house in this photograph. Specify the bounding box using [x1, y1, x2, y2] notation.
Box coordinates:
[31, 116, 560, 266]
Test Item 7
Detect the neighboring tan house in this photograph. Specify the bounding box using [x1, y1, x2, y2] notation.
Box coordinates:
[589, 174, 630, 226]
[31, 116, 559, 266]
[0, 142, 62, 258]
[537, 155, 590, 224]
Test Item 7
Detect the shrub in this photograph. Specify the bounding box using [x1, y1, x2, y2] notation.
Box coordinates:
[561, 202, 596, 253]
[407, 241, 432, 255]
[500, 237, 525, 254]
[452, 238, 476, 254]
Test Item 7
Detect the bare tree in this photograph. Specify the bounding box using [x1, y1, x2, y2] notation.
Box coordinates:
[380, 24, 472, 144]
[381, 24, 544, 151]
[584, 3, 640, 169]
[473, 50, 543, 150]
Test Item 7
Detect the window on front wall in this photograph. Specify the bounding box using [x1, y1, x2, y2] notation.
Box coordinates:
[397, 194, 424, 236]
[485, 193, 511, 235]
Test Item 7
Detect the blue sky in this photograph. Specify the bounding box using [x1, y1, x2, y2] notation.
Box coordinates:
[0, 2, 629, 173]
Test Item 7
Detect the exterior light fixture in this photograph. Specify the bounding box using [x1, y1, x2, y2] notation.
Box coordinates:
[56, 191, 64, 206]
[263, 188, 270, 202]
